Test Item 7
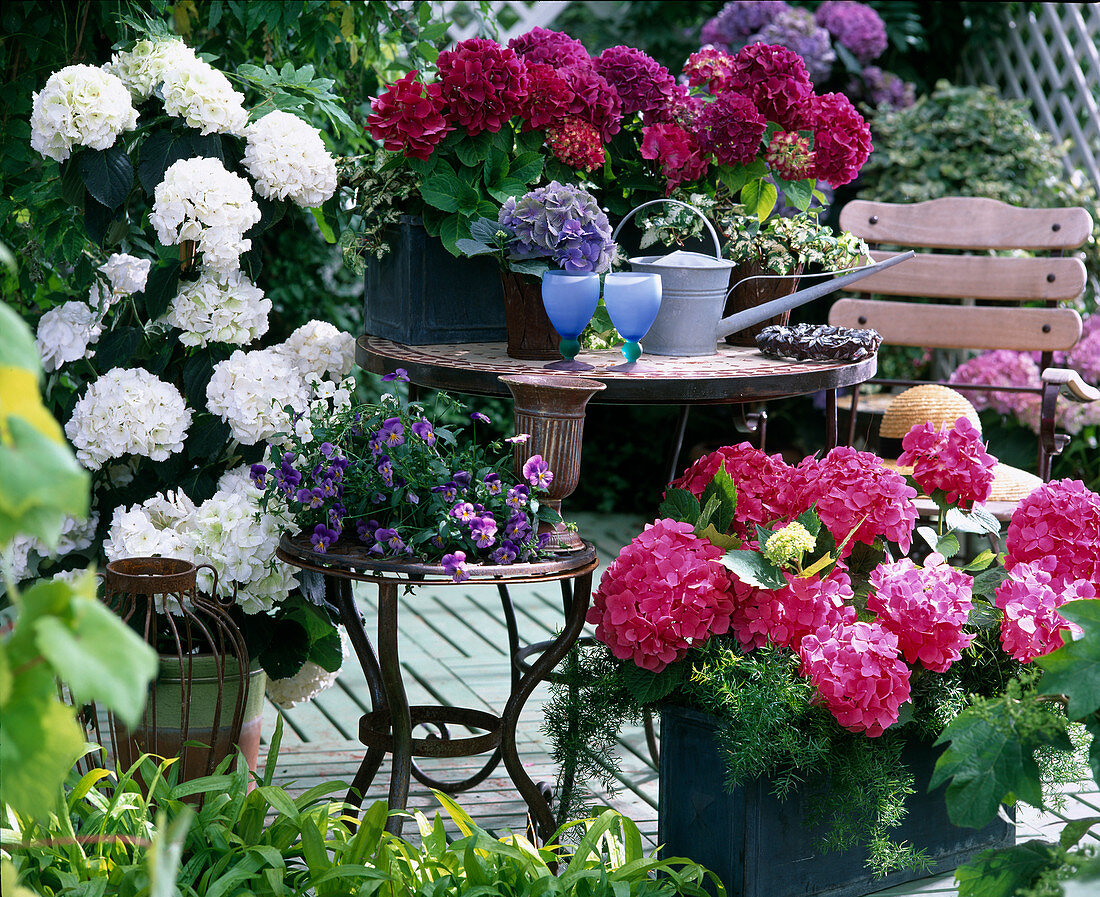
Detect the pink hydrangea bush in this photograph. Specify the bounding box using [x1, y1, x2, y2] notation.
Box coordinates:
[730, 565, 856, 651]
[867, 558, 974, 672]
[1005, 479, 1100, 589]
[995, 561, 1091, 662]
[898, 417, 996, 509]
[798, 621, 912, 737]
[587, 519, 735, 672]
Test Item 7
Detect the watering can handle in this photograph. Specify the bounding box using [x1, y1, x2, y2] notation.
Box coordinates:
[611, 199, 723, 258]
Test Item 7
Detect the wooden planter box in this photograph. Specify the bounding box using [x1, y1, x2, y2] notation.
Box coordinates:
[658, 705, 1014, 897]
[362, 216, 507, 345]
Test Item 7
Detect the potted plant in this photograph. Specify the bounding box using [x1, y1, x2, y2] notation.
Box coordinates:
[547, 418, 1099, 896]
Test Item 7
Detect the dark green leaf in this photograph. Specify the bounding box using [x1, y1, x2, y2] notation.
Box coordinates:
[79, 146, 133, 210]
[83, 196, 120, 246]
[657, 488, 701, 524]
[955, 840, 1062, 897]
[182, 351, 216, 406]
[936, 531, 961, 559]
[972, 567, 1010, 600]
[186, 415, 231, 462]
[508, 151, 544, 185]
[142, 262, 180, 320]
[454, 131, 493, 167]
[469, 216, 503, 243]
[419, 171, 464, 213]
[487, 179, 530, 202]
[93, 326, 142, 369]
[776, 177, 814, 211]
[619, 661, 685, 705]
[1060, 816, 1100, 849]
[60, 157, 85, 207]
[137, 131, 223, 195]
[701, 462, 738, 534]
[437, 214, 463, 256]
[1036, 599, 1100, 718]
[720, 549, 786, 590]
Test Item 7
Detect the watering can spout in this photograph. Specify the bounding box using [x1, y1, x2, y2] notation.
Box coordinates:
[714, 250, 917, 340]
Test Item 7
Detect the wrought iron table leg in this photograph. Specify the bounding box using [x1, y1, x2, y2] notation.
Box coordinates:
[498, 584, 522, 694]
[500, 569, 594, 843]
[826, 387, 838, 449]
[378, 581, 412, 835]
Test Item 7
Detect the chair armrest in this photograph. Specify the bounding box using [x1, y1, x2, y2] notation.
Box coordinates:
[1041, 367, 1100, 404]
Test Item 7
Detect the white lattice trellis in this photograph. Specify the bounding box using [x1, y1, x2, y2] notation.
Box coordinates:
[439, 1, 572, 44]
[966, 2, 1100, 192]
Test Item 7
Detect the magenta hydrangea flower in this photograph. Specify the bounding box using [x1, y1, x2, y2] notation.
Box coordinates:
[701, 1, 791, 51]
[683, 48, 739, 94]
[693, 91, 768, 166]
[995, 561, 1091, 662]
[781, 447, 918, 555]
[518, 62, 575, 130]
[815, 0, 888, 63]
[546, 116, 605, 172]
[588, 518, 735, 671]
[949, 349, 1042, 417]
[366, 71, 451, 161]
[807, 92, 872, 186]
[522, 454, 554, 489]
[640, 122, 710, 194]
[798, 620, 912, 737]
[507, 26, 592, 68]
[726, 43, 815, 130]
[560, 64, 623, 141]
[668, 442, 792, 539]
[593, 45, 677, 116]
[1005, 479, 1100, 590]
[898, 417, 997, 509]
[867, 558, 974, 673]
[735, 566, 857, 652]
[435, 38, 529, 136]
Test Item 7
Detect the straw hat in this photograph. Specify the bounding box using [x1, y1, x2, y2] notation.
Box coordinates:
[878, 385, 1042, 505]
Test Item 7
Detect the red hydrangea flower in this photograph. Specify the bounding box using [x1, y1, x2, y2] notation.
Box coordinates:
[731, 566, 856, 652]
[806, 92, 872, 186]
[519, 63, 575, 130]
[668, 442, 792, 539]
[594, 45, 678, 116]
[995, 561, 1091, 662]
[546, 116, 605, 172]
[640, 122, 710, 194]
[1005, 479, 1100, 589]
[780, 447, 918, 554]
[683, 48, 738, 94]
[764, 130, 815, 180]
[726, 43, 815, 129]
[435, 38, 529, 136]
[898, 417, 997, 509]
[643, 82, 705, 127]
[561, 64, 623, 141]
[867, 557, 974, 672]
[693, 91, 768, 166]
[366, 71, 451, 160]
[508, 26, 592, 68]
[588, 518, 735, 672]
[798, 620, 912, 737]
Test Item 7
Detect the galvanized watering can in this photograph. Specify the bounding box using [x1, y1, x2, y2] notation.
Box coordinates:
[612, 200, 915, 356]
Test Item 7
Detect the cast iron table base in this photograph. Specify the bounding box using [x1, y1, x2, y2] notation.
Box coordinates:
[276, 534, 598, 840]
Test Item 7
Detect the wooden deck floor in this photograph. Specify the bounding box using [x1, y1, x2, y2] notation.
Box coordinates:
[259, 511, 1098, 896]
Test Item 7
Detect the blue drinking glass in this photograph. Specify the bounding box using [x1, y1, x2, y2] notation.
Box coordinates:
[541, 270, 601, 371]
[603, 272, 662, 371]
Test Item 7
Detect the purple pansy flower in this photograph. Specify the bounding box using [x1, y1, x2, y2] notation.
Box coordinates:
[470, 411, 491, 424]
[310, 524, 339, 552]
[442, 550, 470, 583]
[319, 478, 338, 498]
[320, 442, 336, 458]
[483, 473, 503, 495]
[430, 535, 446, 551]
[369, 435, 385, 457]
[379, 417, 405, 447]
[432, 482, 460, 503]
[411, 418, 436, 446]
[522, 455, 554, 489]
[505, 433, 531, 444]
[407, 492, 420, 505]
[451, 502, 478, 524]
[492, 541, 519, 565]
[470, 517, 498, 548]
[296, 487, 326, 509]
[506, 485, 529, 509]
[375, 527, 405, 552]
[453, 470, 472, 489]
[382, 368, 411, 382]
[250, 463, 268, 489]
[373, 492, 387, 504]
[505, 512, 531, 542]
[327, 508, 343, 532]
[356, 519, 377, 543]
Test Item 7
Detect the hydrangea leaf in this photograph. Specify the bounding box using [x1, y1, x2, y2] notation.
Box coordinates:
[0, 304, 41, 375]
[947, 505, 1000, 536]
[78, 144, 133, 210]
[32, 575, 158, 729]
[1036, 599, 1100, 719]
[720, 549, 786, 590]
[619, 660, 686, 705]
[955, 840, 1063, 897]
[657, 488, 700, 526]
[696, 524, 741, 551]
[701, 462, 737, 534]
[932, 697, 1071, 828]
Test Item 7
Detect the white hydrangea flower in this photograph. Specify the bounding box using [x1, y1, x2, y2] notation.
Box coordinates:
[150, 157, 261, 277]
[167, 268, 270, 348]
[105, 38, 198, 100]
[103, 492, 196, 563]
[55, 511, 99, 557]
[5, 535, 37, 582]
[65, 367, 192, 470]
[100, 252, 151, 296]
[242, 110, 338, 208]
[30, 64, 138, 162]
[161, 56, 249, 136]
[276, 320, 356, 381]
[266, 632, 348, 709]
[206, 347, 308, 446]
[36, 301, 103, 372]
[216, 463, 263, 498]
[191, 488, 296, 615]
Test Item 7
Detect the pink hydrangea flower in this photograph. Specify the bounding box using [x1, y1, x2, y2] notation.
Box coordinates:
[640, 122, 710, 194]
[1005, 479, 1100, 589]
[730, 566, 856, 651]
[693, 91, 768, 166]
[683, 48, 738, 94]
[435, 38, 529, 136]
[807, 92, 872, 186]
[781, 447, 918, 554]
[1068, 316, 1100, 383]
[726, 43, 815, 130]
[898, 417, 997, 509]
[561, 64, 623, 142]
[668, 442, 792, 539]
[815, 1, 888, 63]
[507, 27, 592, 68]
[518, 63, 575, 130]
[799, 620, 912, 737]
[587, 518, 735, 671]
[594, 45, 677, 116]
[366, 71, 451, 160]
[995, 561, 1091, 662]
[949, 349, 1042, 417]
[867, 558, 974, 673]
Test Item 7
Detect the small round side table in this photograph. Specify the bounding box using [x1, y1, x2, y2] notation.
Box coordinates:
[276, 534, 599, 839]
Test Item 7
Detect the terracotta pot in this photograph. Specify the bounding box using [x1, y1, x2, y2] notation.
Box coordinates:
[500, 269, 561, 360]
[724, 260, 803, 347]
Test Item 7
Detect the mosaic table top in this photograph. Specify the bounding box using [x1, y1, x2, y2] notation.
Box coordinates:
[358, 336, 877, 405]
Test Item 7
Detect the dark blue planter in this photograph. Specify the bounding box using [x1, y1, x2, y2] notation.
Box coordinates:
[362, 217, 507, 344]
[658, 705, 1014, 897]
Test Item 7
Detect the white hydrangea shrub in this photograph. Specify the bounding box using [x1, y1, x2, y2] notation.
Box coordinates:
[243, 110, 338, 208]
[36, 301, 102, 372]
[167, 268, 271, 347]
[206, 347, 308, 445]
[276, 320, 356, 381]
[106, 38, 199, 100]
[30, 64, 138, 162]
